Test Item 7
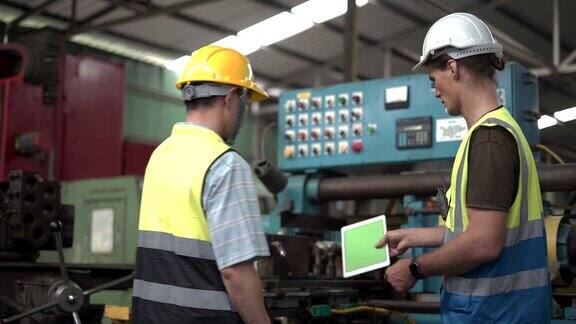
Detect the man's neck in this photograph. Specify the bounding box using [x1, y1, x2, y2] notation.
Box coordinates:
[185, 114, 225, 139]
[459, 82, 500, 128]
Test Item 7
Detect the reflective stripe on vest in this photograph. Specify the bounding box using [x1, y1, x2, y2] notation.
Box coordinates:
[133, 279, 235, 311]
[443, 108, 549, 298]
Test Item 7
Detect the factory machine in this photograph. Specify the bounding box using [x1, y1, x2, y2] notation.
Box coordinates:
[2, 27, 576, 323]
[251, 62, 576, 322]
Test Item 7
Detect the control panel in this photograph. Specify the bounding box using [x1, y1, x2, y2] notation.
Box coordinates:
[278, 62, 539, 172]
[396, 117, 432, 149]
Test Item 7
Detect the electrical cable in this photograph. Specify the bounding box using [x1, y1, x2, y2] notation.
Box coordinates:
[535, 144, 565, 164]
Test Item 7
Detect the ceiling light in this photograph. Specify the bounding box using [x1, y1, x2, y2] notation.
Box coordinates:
[238, 11, 313, 46]
[553, 106, 576, 122]
[537, 115, 558, 129]
[292, 0, 369, 23]
[212, 35, 260, 55]
[164, 55, 190, 76]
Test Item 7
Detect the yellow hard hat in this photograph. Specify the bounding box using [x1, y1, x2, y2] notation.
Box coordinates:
[176, 45, 268, 102]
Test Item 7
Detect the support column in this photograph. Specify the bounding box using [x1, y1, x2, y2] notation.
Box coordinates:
[344, 0, 358, 82]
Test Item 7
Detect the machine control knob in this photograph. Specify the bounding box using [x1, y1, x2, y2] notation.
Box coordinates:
[284, 146, 294, 158]
[298, 101, 306, 110]
[324, 129, 334, 139]
[312, 146, 320, 156]
[352, 140, 363, 153]
[286, 118, 294, 128]
[299, 147, 307, 156]
[352, 94, 362, 105]
[351, 110, 362, 121]
[368, 124, 377, 134]
[299, 131, 307, 141]
[326, 98, 334, 108]
[339, 129, 347, 138]
[284, 132, 294, 142]
[339, 142, 349, 154]
[311, 130, 320, 140]
[326, 146, 333, 155]
[340, 112, 348, 122]
[312, 115, 320, 125]
[353, 126, 362, 137]
[299, 117, 307, 126]
[312, 99, 321, 109]
[339, 96, 347, 106]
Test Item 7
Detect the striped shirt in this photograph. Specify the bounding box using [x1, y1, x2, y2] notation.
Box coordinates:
[202, 151, 270, 269]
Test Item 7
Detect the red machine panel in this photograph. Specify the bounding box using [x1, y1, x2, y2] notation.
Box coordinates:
[59, 54, 125, 180]
[122, 141, 157, 176]
[0, 82, 57, 179]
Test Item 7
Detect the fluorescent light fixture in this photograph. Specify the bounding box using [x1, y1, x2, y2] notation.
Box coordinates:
[537, 115, 558, 129]
[238, 11, 313, 46]
[212, 35, 260, 55]
[553, 106, 576, 122]
[165, 55, 190, 76]
[292, 0, 369, 23]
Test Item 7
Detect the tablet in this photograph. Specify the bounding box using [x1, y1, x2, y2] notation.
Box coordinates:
[341, 215, 390, 278]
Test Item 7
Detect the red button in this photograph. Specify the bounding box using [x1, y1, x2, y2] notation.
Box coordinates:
[352, 140, 363, 153]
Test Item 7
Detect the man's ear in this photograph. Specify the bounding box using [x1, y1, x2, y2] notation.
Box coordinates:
[224, 90, 234, 110]
[447, 59, 460, 80]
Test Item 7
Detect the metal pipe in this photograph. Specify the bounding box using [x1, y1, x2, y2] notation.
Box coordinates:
[553, 0, 560, 67]
[317, 164, 576, 201]
[367, 299, 441, 312]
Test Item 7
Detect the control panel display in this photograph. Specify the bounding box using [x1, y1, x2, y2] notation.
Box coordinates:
[396, 117, 432, 149]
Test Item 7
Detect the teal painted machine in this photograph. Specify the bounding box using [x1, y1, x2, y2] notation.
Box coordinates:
[263, 62, 540, 297]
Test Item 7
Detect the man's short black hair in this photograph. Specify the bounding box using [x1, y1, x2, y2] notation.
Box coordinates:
[184, 96, 222, 112]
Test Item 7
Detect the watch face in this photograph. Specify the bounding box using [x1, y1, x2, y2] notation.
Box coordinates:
[409, 260, 423, 279]
[409, 263, 419, 278]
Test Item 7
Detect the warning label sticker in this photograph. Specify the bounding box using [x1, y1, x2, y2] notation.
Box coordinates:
[436, 117, 468, 142]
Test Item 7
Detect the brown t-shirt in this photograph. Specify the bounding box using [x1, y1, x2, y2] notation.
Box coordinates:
[466, 124, 519, 212]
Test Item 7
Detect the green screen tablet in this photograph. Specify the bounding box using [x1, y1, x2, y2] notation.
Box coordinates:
[341, 215, 390, 278]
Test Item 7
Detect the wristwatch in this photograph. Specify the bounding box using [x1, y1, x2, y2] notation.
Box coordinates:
[409, 257, 426, 280]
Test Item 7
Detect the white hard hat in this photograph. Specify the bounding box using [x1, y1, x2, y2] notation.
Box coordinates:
[413, 13, 503, 71]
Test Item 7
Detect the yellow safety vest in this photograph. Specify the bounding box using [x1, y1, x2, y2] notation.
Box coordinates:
[442, 107, 551, 323]
[132, 124, 242, 324]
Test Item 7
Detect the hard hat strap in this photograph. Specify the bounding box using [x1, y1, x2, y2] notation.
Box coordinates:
[181, 83, 234, 101]
[430, 44, 503, 62]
